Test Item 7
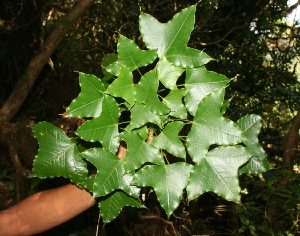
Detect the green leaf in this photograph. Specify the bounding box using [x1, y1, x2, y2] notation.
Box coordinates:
[166, 47, 212, 69]
[120, 131, 164, 172]
[184, 67, 230, 115]
[186, 89, 243, 163]
[83, 148, 141, 197]
[102, 53, 118, 67]
[140, 5, 195, 57]
[236, 115, 271, 174]
[152, 122, 186, 159]
[99, 190, 144, 223]
[82, 148, 125, 197]
[127, 103, 167, 130]
[118, 35, 157, 71]
[131, 125, 149, 141]
[140, 5, 212, 67]
[132, 163, 193, 218]
[162, 89, 187, 119]
[76, 95, 120, 153]
[122, 172, 141, 198]
[136, 70, 170, 115]
[33, 122, 88, 185]
[66, 72, 105, 118]
[106, 65, 136, 106]
[156, 57, 184, 90]
[221, 97, 233, 115]
[101, 53, 118, 83]
[187, 146, 252, 203]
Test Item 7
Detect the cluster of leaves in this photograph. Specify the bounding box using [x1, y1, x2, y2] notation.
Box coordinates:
[32, 5, 270, 223]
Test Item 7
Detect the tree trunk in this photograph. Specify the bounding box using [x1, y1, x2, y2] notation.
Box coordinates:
[0, 0, 95, 122]
[282, 109, 300, 171]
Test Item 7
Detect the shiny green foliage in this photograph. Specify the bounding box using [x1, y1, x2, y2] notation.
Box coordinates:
[33, 122, 88, 185]
[33, 5, 269, 223]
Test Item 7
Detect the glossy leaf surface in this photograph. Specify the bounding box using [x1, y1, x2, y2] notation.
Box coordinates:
[99, 190, 144, 223]
[66, 72, 105, 118]
[135, 70, 170, 115]
[187, 89, 243, 163]
[187, 146, 252, 203]
[33, 122, 88, 185]
[76, 95, 120, 153]
[106, 65, 136, 106]
[132, 163, 193, 218]
[139, 5, 211, 67]
[152, 121, 186, 159]
[184, 67, 230, 115]
[120, 131, 164, 172]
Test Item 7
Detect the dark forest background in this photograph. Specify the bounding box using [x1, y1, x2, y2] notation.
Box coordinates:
[0, 0, 299, 235]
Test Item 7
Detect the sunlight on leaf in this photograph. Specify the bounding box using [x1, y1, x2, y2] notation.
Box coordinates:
[118, 35, 157, 71]
[186, 89, 243, 163]
[156, 57, 184, 90]
[166, 47, 212, 68]
[140, 5, 211, 67]
[139, 5, 195, 56]
[187, 146, 252, 203]
[184, 67, 230, 115]
[66, 72, 105, 118]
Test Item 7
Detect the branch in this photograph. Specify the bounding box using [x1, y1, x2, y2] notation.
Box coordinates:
[0, 0, 95, 122]
[282, 109, 300, 171]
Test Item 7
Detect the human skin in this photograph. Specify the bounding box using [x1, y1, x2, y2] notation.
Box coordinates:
[0, 144, 127, 236]
[0, 184, 96, 236]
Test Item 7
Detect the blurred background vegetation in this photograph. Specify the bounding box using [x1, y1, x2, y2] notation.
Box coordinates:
[0, 0, 299, 235]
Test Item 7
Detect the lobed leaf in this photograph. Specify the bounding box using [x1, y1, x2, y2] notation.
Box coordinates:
[140, 5, 211, 67]
[152, 121, 186, 159]
[156, 57, 184, 90]
[76, 95, 120, 153]
[136, 70, 170, 115]
[166, 47, 212, 68]
[33, 122, 88, 185]
[82, 148, 126, 197]
[106, 65, 136, 106]
[139, 5, 195, 57]
[186, 89, 243, 163]
[127, 103, 167, 130]
[187, 146, 252, 203]
[184, 67, 230, 115]
[118, 35, 157, 71]
[66, 72, 105, 118]
[162, 89, 187, 119]
[99, 190, 144, 223]
[120, 131, 164, 172]
[236, 115, 271, 174]
[132, 163, 193, 218]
